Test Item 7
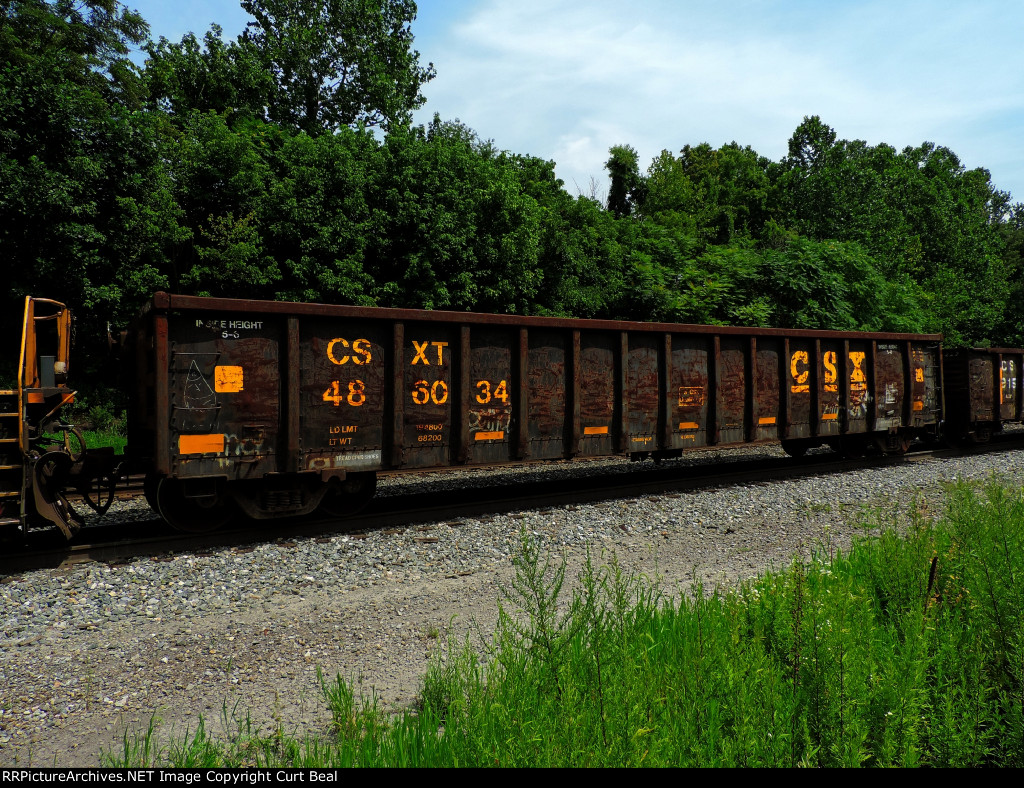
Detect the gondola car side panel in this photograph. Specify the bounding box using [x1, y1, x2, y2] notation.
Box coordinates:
[300, 320, 389, 474]
[167, 313, 282, 479]
[402, 324, 456, 468]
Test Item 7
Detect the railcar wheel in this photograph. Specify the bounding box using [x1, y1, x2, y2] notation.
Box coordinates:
[318, 472, 377, 519]
[156, 477, 235, 533]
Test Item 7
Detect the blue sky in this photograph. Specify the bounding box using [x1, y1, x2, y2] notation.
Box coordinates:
[125, 0, 1024, 204]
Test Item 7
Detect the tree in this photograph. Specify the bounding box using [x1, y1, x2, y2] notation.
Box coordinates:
[785, 115, 837, 173]
[1, 0, 148, 107]
[161, 111, 279, 299]
[616, 141, 775, 248]
[995, 202, 1024, 344]
[605, 144, 643, 219]
[240, 0, 435, 134]
[0, 0, 171, 371]
[642, 149, 698, 232]
[261, 126, 379, 304]
[144, 25, 274, 125]
[362, 118, 542, 314]
[773, 116, 1014, 344]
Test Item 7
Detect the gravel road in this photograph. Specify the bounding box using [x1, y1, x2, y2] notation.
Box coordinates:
[3, 445, 1023, 767]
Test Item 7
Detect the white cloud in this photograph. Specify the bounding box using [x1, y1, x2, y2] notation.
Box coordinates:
[414, 0, 1024, 199]
[126, 0, 1024, 199]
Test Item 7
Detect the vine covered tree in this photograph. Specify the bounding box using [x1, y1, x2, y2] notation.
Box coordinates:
[605, 144, 643, 218]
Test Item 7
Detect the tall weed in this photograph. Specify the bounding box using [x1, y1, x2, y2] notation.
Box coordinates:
[106, 480, 1024, 767]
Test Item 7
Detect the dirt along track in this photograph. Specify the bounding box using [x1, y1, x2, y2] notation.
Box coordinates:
[3, 437, 1024, 766]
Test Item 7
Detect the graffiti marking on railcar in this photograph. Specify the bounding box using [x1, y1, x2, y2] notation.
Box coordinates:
[475, 379, 509, 405]
[326, 338, 373, 366]
[412, 379, 449, 405]
[182, 361, 217, 429]
[916, 368, 925, 383]
[790, 350, 810, 393]
[848, 351, 871, 418]
[678, 387, 705, 407]
[322, 380, 366, 407]
[411, 341, 448, 365]
[823, 351, 838, 393]
[632, 435, 653, 444]
[469, 408, 511, 436]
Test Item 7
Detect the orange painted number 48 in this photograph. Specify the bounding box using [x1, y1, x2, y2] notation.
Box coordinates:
[323, 380, 366, 406]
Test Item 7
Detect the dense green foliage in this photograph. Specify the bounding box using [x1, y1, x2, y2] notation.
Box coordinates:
[3, 0, 1023, 387]
[107, 480, 1024, 767]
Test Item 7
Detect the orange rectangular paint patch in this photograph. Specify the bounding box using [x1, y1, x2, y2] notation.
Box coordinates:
[758, 416, 777, 425]
[822, 413, 839, 421]
[27, 392, 44, 404]
[583, 426, 609, 435]
[179, 434, 225, 454]
[679, 422, 700, 430]
[474, 431, 504, 441]
[913, 400, 924, 411]
[215, 365, 244, 393]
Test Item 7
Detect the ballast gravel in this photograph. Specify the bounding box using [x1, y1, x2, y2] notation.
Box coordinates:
[3, 444, 1024, 766]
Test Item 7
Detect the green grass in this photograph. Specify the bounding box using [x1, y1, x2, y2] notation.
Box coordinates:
[66, 397, 128, 455]
[38, 429, 126, 456]
[104, 479, 1024, 767]
[81, 429, 127, 455]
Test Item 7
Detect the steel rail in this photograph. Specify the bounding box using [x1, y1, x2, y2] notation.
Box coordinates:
[4, 435, 1023, 575]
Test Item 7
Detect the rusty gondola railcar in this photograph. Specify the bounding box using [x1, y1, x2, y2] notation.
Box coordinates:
[119, 293, 945, 531]
[942, 348, 1024, 443]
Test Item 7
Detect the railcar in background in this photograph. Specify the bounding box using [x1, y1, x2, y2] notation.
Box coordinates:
[942, 347, 1024, 443]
